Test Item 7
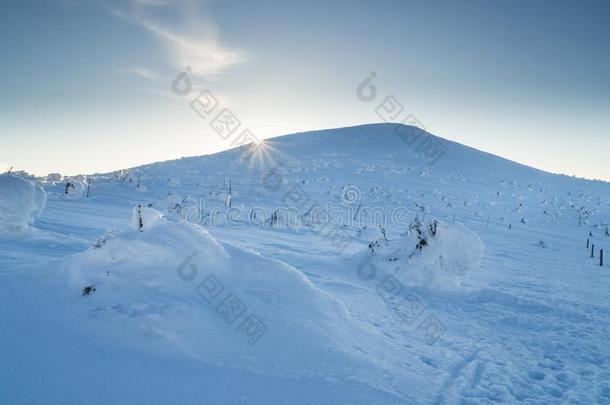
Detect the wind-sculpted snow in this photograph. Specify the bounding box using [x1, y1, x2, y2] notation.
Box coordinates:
[62, 210, 399, 394]
[0, 174, 46, 233]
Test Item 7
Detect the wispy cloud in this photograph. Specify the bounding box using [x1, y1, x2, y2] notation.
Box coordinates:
[126, 66, 162, 81]
[138, 17, 245, 75]
[105, 0, 246, 76]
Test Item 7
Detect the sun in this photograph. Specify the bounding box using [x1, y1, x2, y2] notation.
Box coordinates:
[238, 138, 291, 175]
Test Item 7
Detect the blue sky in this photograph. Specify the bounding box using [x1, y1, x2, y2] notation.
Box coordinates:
[1, 0, 609, 180]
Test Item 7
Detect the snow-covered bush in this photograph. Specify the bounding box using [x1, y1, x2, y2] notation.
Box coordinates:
[153, 193, 183, 212]
[131, 205, 164, 231]
[356, 225, 384, 241]
[46, 173, 62, 182]
[91, 228, 119, 249]
[0, 174, 47, 233]
[8, 170, 35, 180]
[363, 219, 485, 290]
[405, 220, 485, 287]
[63, 178, 86, 198]
[264, 208, 301, 228]
[135, 184, 148, 193]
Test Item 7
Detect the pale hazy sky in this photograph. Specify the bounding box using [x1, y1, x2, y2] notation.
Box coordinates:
[1, 0, 609, 180]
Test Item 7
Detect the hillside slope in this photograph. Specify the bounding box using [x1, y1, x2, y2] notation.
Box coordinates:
[2, 123, 610, 404]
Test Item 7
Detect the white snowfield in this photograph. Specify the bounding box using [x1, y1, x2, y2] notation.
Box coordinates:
[1, 123, 610, 404]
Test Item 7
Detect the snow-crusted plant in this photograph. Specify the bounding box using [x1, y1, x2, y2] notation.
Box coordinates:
[379, 224, 388, 242]
[64, 181, 75, 195]
[268, 210, 279, 227]
[115, 170, 135, 183]
[91, 228, 119, 249]
[408, 218, 439, 255]
[152, 193, 199, 223]
[578, 208, 591, 226]
[0, 174, 47, 233]
[366, 223, 391, 253]
[136, 205, 144, 232]
[131, 205, 164, 231]
[46, 173, 62, 183]
[62, 178, 86, 198]
[368, 240, 380, 253]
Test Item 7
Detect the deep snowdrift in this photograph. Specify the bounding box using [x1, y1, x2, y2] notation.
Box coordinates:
[0, 174, 46, 233]
[63, 208, 388, 386]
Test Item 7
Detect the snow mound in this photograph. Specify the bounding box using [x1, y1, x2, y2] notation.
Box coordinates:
[62, 178, 86, 198]
[367, 220, 484, 290]
[63, 214, 380, 382]
[46, 173, 62, 182]
[131, 205, 164, 231]
[0, 174, 47, 233]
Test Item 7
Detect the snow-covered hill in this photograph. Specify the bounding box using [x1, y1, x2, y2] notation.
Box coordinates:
[2, 123, 610, 404]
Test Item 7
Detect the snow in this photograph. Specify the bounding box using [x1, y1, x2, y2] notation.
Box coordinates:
[46, 173, 62, 182]
[2, 123, 610, 404]
[64, 215, 390, 386]
[367, 219, 485, 290]
[130, 205, 164, 231]
[62, 178, 87, 198]
[0, 174, 47, 233]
